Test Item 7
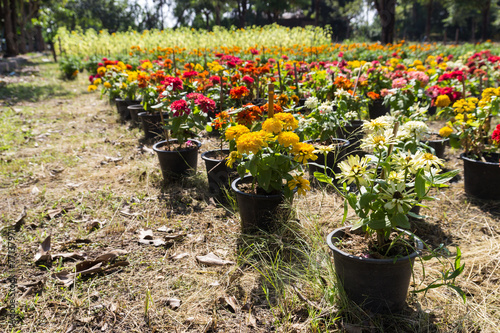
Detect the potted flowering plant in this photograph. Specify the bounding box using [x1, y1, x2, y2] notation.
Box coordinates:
[440, 88, 500, 199]
[227, 106, 317, 231]
[358, 62, 391, 118]
[151, 90, 213, 179]
[316, 121, 459, 313]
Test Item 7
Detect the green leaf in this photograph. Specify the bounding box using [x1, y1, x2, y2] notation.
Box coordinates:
[205, 125, 213, 132]
[359, 192, 377, 209]
[390, 213, 410, 229]
[313, 171, 332, 185]
[258, 169, 272, 191]
[342, 199, 348, 224]
[415, 171, 426, 198]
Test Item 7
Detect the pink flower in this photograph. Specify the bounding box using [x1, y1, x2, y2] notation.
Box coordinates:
[162, 76, 183, 91]
[392, 78, 408, 89]
[338, 52, 344, 58]
[242, 75, 254, 85]
[209, 76, 221, 84]
[170, 99, 191, 117]
[282, 55, 289, 60]
[182, 71, 198, 78]
[187, 93, 203, 100]
[250, 48, 259, 55]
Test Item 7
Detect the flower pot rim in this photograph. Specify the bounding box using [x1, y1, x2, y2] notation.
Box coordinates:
[137, 111, 166, 117]
[460, 152, 500, 166]
[326, 226, 423, 264]
[127, 104, 145, 109]
[201, 149, 230, 163]
[231, 175, 283, 199]
[153, 139, 202, 153]
[425, 132, 450, 143]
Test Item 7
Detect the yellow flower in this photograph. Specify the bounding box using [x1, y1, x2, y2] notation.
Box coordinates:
[103, 82, 112, 89]
[438, 126, 453, 138]
[97, 66, 107, 75]
[87, 85, 97, 92]
[274, 113, 298, 131]
[262, 117, 283, 134]
[127, 71, 138, 82]
[277, 131, 299, 147]
[435, 95, 451, 107]
[93, 78, 102, 85]
[287, 175, 311, 196]
[120, 82, 127, 89]
[141, 61, 153, 70]
[236, 131, 271, 154]
[194, 63, 204, 72]
[225, 124, 250, 141]
[291, 142, 317, 164]
[225, 151, 241, 168]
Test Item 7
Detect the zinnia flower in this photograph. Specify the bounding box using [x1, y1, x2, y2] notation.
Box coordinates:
[291, 142, 317, 164]
[439, 126, 453, 138]
[287, 175, 311, 196]
[195, 95, 216, 113]
[338, 154, 371, 186]
[262, 118, 283, 134]
[491, 124, 500, 144]
[170, 99, 191, 117]
[229, 86, 250, 99]
[225, 124, 250, 141]
[274, 113, 298, 131]
[236, 131, 271, 154]
[242, 75, 254, 85]
[277, 132, 300, 147]
[435, 95, 451, 107]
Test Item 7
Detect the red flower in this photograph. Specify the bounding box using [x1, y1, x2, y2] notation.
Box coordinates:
[126, 64, 133, 70]
[170, 99, 191, 117]
[195, 95, 216, 113]
[236, 104, 262, 126]
[229, 86, 250, 99]
[187, 93, 203, 100]
[209, 76, 221, 84]
[492, 124, 500, 144]
[250, 48, 259, 55]
[182, 71, 198, 78]
[242, 75, 254, 85]
[162, 76, 183, 91]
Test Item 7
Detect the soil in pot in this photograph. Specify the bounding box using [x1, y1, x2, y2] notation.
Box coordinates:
[327, 227, 422, 314]
[232, 176, 292, 232]
[153, 139, 201, 180]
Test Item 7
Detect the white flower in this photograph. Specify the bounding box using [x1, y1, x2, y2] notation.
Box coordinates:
[363, 117, 393, 135]
[412, 151, 444, 170]
[361, 130, 397, 151]
[334, 88, 351, 98]
[338, 154, 372, 186]
[379, 181, 415, 214]
[318, 101, 333, 114]
[344, 111, 358, 120]
[304, 96, 319, 109]
[399, 121, 429, 141]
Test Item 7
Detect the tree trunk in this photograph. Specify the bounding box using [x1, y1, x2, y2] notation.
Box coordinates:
[237, 0, 247, 28]
[35, 25, 45, 51]
[315, 0, 319, 26]
[374, 0, 396, 44]
[425, 0, 433, 41]
[3, 0, 19, 56]
[455, 27, 459, 43]
[481, 0, 491, 41]
[214, 0, 221, 26]
[471, 17, 476, 43]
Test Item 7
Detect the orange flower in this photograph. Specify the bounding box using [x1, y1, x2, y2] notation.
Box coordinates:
[229, 86, 250, 99]
[367, 91, 381, 100]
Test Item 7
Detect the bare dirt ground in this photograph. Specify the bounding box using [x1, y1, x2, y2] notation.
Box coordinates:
[0, 59, 499, 332]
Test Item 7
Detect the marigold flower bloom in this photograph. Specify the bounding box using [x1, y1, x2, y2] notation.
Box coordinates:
[87, 85, 97, 92]
[274, 113, 298, 131]
[225, 151, 241, 168]
[103, 82, 112, 89]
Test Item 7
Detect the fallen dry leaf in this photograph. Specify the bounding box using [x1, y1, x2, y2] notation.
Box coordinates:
[87, 220, 103, 232]
[196, 252, 235, 266]
[31, 186, 40, 195]
[46, 209, 63, 219]
[138, 229, 165, 246]
[77, 316, 95, 323]
[52, 271, 75, 288]
[34, 235, 52, 264]
[224, 296, 239, 313]
[19, 278, 46, 298]
[246, 311, 257, 328]
[52, 252, 87, 261]
[101, 322, 108, 331]
[164, 233, 185, 240]
[165, 298, 181, 310]
[14, 206, 27, 230]
[157, 226, 173, 233]
[66, 182, 83, 188]
[120, 206, 140, 218]
[170, 253, 189, 260]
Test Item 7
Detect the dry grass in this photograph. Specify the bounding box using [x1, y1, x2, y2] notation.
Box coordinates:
[0, 59, 499, 332]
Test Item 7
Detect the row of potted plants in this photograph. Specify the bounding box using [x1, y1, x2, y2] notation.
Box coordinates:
[83, 46, 500, 314]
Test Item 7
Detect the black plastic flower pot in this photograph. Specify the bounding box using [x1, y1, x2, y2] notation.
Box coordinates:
[326, 227, 422, 313]
[307, 138, 350, 181]
[138, 112, 168, 140]
[368, 99, 390, 119]
[425, 134, 449, 159]
[127, 104, 145, 127]
[336, 120, 365, 155]
[153, 139, 201, 180]
[201, 149, 236, 203]
[231, 175, 291, 233]
[115, 98, 140, 121]
[460, 153, 500, 200]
